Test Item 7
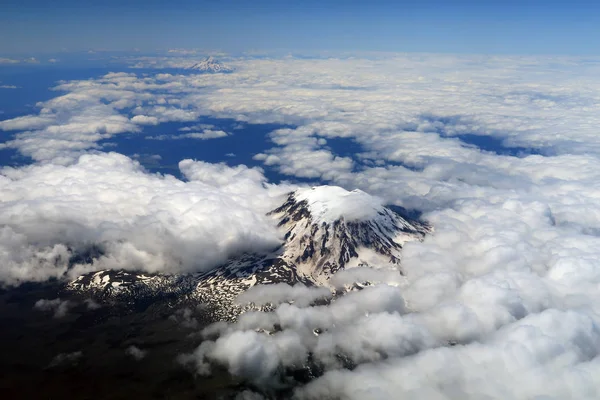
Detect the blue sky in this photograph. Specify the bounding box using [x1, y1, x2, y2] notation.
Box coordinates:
[1, 0, 599, 55]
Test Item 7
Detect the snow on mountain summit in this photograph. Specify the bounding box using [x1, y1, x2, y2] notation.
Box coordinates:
[271, 186, 430, 284]
[294, 186, 386, 224]
[186, 56, 234, 73]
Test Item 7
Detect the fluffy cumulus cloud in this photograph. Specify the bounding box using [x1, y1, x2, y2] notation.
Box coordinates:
[183, 273, 600, 399]
[126, 345, 147, 361]
[3, 54, 600, 398]
[236, 283, 332, 308]
[34, 298, 73, 318]
[295, 310, 600, 400]
[146, 129, 230, 141]
[0, 153, 285, 285]
[48, 351, 82, 368]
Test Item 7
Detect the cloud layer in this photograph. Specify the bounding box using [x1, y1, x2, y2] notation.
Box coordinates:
[2, 54, 600, 398]
[0, 153, 284, 285]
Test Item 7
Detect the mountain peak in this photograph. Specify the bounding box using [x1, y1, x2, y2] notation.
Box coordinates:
[271, 187, 430, 283]
[186, 56, 234, 73]
[294, 186, 386, 224]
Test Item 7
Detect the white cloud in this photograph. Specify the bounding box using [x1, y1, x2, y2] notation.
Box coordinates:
[84, 298, 101, 310]
[0, 84, 142, 163]
[179, 123, 215, 132]
[147, 129, 230, 141]
[182, 130, 229, 139]
[236, 283, 332, 308]
[48, 351, 82, 367]
[34, 298, 73, 318]
[169, 307, 200, 329]
[0, 58, 20, 64]
[0, 153, 285, 284]
[130, 115, 159, 125]
[126, 345, 147, 360]
[167, 48, 199, 55]
[297, 309, 600, 400]
[235, 391, 265, 400]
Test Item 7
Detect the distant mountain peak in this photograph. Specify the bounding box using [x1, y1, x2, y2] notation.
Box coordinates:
[186, 56, 234, 73]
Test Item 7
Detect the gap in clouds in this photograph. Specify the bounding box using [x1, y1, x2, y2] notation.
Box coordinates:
[322, 136, 424, 173]
[0, 65, 152, 169]
[0, 146, 32, 168]
[420, 114, 549, 157]
[322, 137, 365, 163]
[0, 62, 203, 121]
[456, 133, 546, 157]
[0, 66, 135, 118]
[98, 118, 307, 183]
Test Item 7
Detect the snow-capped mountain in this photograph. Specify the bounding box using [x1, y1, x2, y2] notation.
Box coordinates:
[185, 56, 234, 73]
[274, 186, 428, 284]
[66, 186, 430, 320]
